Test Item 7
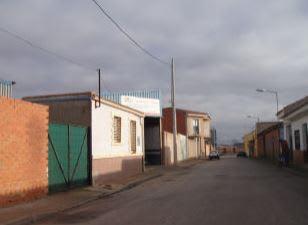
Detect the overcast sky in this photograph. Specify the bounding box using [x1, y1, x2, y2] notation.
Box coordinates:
[0, 0, 308, 144]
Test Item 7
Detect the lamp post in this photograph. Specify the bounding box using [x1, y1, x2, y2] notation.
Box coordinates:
[256, 88, 279, 119]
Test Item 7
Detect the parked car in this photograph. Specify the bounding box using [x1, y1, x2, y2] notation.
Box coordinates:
[209, 151, 220, 160]
[237, 151, 247, 158]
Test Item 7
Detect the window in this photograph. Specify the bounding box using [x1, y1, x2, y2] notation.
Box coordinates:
[294, 130, 301, 150]
[130, 120, 137, 154]
[113, 116, 121, 144]
[192, 119, 199, 135]
[302, 123, 308, 151]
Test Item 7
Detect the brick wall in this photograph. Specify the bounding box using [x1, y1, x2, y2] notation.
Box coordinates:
[0, 97, 49, 206]
[162, 108, 187, 135]
[264, 129, 280, 161]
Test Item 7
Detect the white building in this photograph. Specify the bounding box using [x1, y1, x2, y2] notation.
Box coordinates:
[278, 96, 308, 165]
[24, 92, 145, 185]
[102, 90, 163, 166]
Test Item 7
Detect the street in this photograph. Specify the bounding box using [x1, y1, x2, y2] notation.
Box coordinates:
[35, 156, 308, 225]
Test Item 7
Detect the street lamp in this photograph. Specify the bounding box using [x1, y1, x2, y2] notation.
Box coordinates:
[256, 88, 279, 118]
[247, 115, 260, 123]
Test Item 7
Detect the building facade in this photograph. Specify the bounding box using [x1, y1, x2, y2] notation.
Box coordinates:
[24, 92, 145, 186]
[278, 96, 308, 165]
[102, 90, 163, 165]
[243, 130, 256, 157]
[256, 122, 283, 162]
[162, 108, 212, 165]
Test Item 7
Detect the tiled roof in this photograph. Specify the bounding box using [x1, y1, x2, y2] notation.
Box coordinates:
[164, 107, 210, 117]
[278, 95, 308, 118]
[256, 122, 281, 135]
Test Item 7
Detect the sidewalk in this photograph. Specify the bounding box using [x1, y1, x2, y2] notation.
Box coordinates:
[0, 168, 163, 225]
[0, 159, 204, 225]
[252, 157, 308, 178]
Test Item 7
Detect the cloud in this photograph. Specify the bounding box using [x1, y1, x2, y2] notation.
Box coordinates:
[0, 0, 307, 144]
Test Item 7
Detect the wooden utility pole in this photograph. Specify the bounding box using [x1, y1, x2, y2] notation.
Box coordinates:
[98, 68, 101, 107]
[171, 58, 177, 164]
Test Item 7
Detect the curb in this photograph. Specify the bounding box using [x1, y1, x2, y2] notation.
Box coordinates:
[5, 173, 163, 225]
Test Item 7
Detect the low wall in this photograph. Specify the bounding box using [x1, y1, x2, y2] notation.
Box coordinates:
[0, 97, 49, 206]
[293, 150, 305, 165]
[92, 155, 143, 185]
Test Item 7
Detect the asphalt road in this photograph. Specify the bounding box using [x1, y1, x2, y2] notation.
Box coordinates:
[36, 155, 308, 225]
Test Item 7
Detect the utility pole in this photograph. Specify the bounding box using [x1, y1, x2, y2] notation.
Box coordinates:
[171, 58, 177, 165]
[275, 92, 279, 119]
[98, 68, 101, 107]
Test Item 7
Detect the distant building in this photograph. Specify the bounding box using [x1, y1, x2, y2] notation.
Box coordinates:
[211, 128, 217, 150]
[233, 142, 244, 152]
[278, 95, 308, 165]
[243, 122, 282, 158]
[243, 131, 256, 157]
[0, 79, 15, 98]
[162, 108, 212, 165]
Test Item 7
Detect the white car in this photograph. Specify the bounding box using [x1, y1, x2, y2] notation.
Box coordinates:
[209, 151, 220, 160]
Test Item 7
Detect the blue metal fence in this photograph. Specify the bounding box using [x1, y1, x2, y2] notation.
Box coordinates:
[0, 79, 14, 98]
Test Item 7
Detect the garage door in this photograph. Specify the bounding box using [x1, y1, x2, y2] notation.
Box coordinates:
[48, 124, 90, 192]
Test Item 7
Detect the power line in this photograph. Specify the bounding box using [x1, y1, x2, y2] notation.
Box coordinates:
[0, 26, 95, 71]
[90, 0, 169, 66]
[0, 27, 116, 93]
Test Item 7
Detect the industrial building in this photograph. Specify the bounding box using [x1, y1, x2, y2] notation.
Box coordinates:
[102, 90, 163, 165]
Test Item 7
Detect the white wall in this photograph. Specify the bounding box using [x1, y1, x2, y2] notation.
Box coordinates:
[282, 105, 308, 151]
[204, 120, 211, 138]
[91, 101, 144, 159]
[163, 131, 187, 165]
[290, 115, 308, 151]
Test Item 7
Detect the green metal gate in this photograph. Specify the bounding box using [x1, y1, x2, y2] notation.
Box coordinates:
[48, 124, 90, 192]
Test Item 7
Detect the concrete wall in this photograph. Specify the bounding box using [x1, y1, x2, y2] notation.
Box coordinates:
[29, 99, 91, 127]
[0, 97, 49, 206]
[204, 120, 211, 138]
[50, 100, 90, 126]
[163, 131, 187, 165]
[91, 101, 144, 184]
[187, 137, 200, 159]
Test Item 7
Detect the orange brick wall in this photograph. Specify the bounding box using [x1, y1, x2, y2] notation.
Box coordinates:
[0, 97, 49, 206]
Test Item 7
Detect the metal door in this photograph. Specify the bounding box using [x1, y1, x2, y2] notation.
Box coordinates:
[48, 124, 89, 192]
